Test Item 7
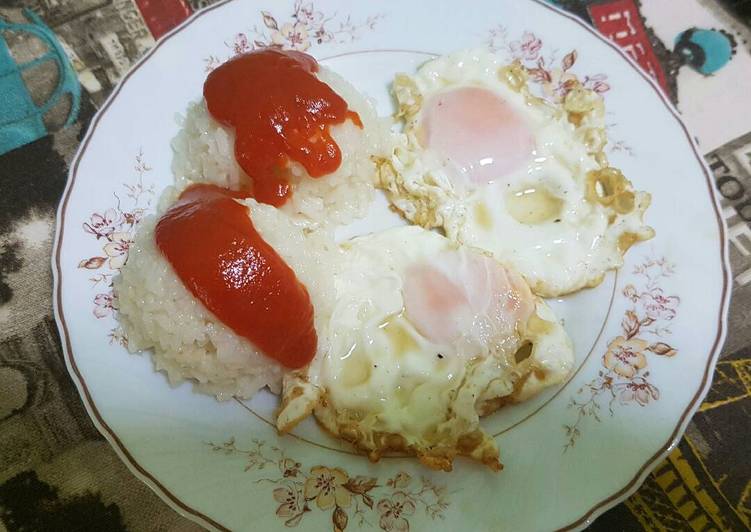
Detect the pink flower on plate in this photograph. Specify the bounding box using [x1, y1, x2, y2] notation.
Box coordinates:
[271, 22, 310, 51]
[640, 287, 679, 321]
[583, 73, 610, 94]
[84, 208, 119, 240]
[312, 25, 333, 45]
[603, 336, 648, 378]
[377, 491, 415, 532]
[617, 379, 660, 406]
[297, 2, 324, 25]
[232, 33, 252, 55]
[103, 232, 133, 270]
[93, 293, 115, 318]
[509, 31, 542, 61]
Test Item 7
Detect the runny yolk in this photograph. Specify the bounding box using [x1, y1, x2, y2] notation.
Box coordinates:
[420, 86, 535, 186]
[155, 184, 316, 369]
[402, 251, 534, 348]
[203, 49, 362, 207]
[403, 263, 469, 344]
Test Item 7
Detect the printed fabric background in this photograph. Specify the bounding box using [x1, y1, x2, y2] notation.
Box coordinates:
[0, 0, 749, 530]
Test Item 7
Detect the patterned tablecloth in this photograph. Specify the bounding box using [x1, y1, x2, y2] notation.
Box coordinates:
[1, 1, 749, 530]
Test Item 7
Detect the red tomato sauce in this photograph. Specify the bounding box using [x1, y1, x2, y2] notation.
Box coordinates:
[203, 49, 362, 207]
[155, 184, 316, 369]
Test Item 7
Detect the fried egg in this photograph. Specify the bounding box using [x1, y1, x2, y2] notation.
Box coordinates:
[278, 226, 574, 471]
[378, 49, 653, 297]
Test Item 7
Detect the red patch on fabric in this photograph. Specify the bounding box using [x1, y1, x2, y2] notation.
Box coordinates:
[134, 0, 193, 39]
[589, 0, 670, 95]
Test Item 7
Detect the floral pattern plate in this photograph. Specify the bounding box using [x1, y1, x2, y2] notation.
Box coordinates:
[52, 0, 730, 530]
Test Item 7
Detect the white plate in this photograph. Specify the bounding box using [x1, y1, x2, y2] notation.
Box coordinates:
[52, 0, 730, 530]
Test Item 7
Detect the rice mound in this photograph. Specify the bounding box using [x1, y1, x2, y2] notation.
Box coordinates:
[114, 188, 337, 399]
[170, 66, 388, 228]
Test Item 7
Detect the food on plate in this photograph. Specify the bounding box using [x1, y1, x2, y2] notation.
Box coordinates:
[114, 183, 336, 399]
[171, 49, 387, 227]
[111, 46, 663, 473]
[377, 49, 654, 297]
[278, 226, 574, 472]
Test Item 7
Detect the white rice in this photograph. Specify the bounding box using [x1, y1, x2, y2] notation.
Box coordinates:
[114, 190, 337, 400]
[118, 64, 385, 400]
[170, 66, 389, 228]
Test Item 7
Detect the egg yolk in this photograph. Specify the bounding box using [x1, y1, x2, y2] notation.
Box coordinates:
[402, 264, 469, 344]
[155, 184, 316, 369]
[203, 49, 362, 207]
[402, 251, 534, 347]
[420, 87, 535, 186]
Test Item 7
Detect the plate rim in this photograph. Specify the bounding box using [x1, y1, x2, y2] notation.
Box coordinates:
[50, 0, 731, 530]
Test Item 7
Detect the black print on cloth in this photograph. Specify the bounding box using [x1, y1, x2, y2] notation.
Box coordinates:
[0, 471, 125, 532]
